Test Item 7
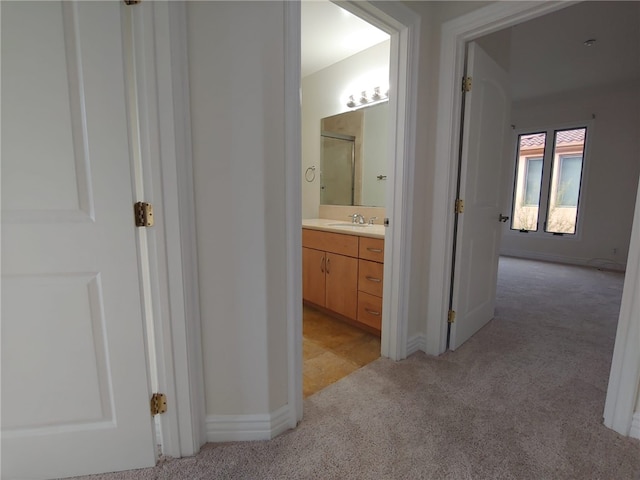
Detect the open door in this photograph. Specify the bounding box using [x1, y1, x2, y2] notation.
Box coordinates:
[449, 42, 511, 350]
[1, 2, 156, 478]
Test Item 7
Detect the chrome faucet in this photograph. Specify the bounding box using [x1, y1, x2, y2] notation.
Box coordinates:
[348, 213, 366, 224]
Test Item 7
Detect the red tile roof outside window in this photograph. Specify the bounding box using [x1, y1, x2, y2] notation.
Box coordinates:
[520, 129, 585, 148]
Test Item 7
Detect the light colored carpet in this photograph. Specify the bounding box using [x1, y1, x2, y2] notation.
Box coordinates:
[72, 257, 640, 479]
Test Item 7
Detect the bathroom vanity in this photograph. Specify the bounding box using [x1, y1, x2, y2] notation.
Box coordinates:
[302, 219, 385, 334]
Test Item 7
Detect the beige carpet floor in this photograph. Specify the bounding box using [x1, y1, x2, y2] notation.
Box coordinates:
[72, 257, 640, 479]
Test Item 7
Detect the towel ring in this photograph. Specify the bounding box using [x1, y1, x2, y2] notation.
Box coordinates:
[305, 166, 316, 182]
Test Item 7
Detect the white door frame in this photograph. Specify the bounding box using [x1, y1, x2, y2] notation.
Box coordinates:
[604, 179, 640, 438]
[332, 1, 420, 361]
[428, 0, 639, 437]
[128, 1, 206, 456]
[284, 0, 304, 426]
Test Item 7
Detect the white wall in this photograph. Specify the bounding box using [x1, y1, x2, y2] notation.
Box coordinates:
[301, 41, 390, 219]
[187, 2, 288, 417]
[500, 82, 640, 269]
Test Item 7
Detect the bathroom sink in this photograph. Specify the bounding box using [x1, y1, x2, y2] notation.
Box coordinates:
[326, 223, 371, 228]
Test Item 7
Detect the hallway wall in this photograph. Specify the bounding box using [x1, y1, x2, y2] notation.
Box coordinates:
[186, 1, 289, 420]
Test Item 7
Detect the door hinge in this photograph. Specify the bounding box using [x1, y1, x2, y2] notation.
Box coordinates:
[462, 76, 472, 92]
[134, 202, 154, 227]
[448, 310, 456, 324]
[455, 198, 464, 214]
[123, 0, 141, 5]
[150, 393, 167, 416]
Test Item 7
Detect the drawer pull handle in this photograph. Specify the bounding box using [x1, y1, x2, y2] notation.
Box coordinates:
[365, 276, 381, 283]
[321, 257, 325, 273]
[365, 308, 381, 316]
[367, 248, 383, 253]
[326, 258, 330, 274]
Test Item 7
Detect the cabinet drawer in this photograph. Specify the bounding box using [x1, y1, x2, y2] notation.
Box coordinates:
[359, 237, 384, 262]
[357, 292, 382, 331]
[302, 229, 358, 257]
[358, 259, 383, 297]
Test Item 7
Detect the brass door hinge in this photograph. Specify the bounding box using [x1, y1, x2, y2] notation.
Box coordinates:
[124, 0, 141, 5]
[134, 202, 154, 227]
[462, 76, 472, 92]
[448, 310, 456, 324]
[455, 199, 464, 214]
[150, 393, 167, 416]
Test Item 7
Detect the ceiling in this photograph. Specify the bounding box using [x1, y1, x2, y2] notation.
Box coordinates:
[507, 1, 640, 100]
[301, 1, 389, 78]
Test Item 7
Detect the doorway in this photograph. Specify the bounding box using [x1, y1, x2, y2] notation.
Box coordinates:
[296, 1, 420, 402]
[433, 0, 640, 438]
[300, 0, 388, 397]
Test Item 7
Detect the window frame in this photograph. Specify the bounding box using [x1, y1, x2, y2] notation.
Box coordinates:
[506, 120, 593, 240]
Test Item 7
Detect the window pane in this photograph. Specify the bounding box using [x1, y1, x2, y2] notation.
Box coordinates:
[545, 128, 586, 234]
[511, 133, 546, 231]
[524, 158, 543, 205]
[556, 155, 581, 206]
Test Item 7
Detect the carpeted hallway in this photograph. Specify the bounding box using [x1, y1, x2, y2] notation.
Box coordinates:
[74, 257, 640, 480]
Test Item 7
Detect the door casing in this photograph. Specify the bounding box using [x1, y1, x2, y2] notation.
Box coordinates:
[129, 1, 206, 456]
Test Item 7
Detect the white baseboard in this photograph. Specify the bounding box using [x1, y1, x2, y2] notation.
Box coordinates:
[407, 333, 426, 356]
[630, 412, 640, 440]
[205, 404, 291, 442]
[500, 250, 626, 272]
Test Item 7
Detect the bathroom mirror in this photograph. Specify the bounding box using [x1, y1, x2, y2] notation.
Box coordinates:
[320, 102, 388, 207]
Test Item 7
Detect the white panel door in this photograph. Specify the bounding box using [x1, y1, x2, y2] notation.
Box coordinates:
[1, 2, 156, 478]
[450, 42, 511, 350]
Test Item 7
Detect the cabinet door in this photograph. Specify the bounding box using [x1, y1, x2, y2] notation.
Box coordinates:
[302, 247, 326, 306]
[325, 253, 358, 319]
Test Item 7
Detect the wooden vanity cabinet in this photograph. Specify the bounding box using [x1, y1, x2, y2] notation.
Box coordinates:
[303, 228, 385, 333]
[302, 229, 358, 320]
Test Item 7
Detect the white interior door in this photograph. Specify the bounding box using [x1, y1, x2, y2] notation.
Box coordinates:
[450, 42, 511, 350]
[1, 2, 156, 478]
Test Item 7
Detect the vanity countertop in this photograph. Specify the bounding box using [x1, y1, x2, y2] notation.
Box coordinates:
[302, 218, 385, 239]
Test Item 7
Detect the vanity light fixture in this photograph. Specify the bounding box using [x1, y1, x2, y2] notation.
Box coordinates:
[345, 86, 389, 109]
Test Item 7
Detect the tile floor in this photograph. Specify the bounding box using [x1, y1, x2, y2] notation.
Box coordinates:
[303, 305, 381, 398]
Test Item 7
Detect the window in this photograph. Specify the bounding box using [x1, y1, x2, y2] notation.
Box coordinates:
[510, 127, 587, 235]
[511, 133, 546, 232]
